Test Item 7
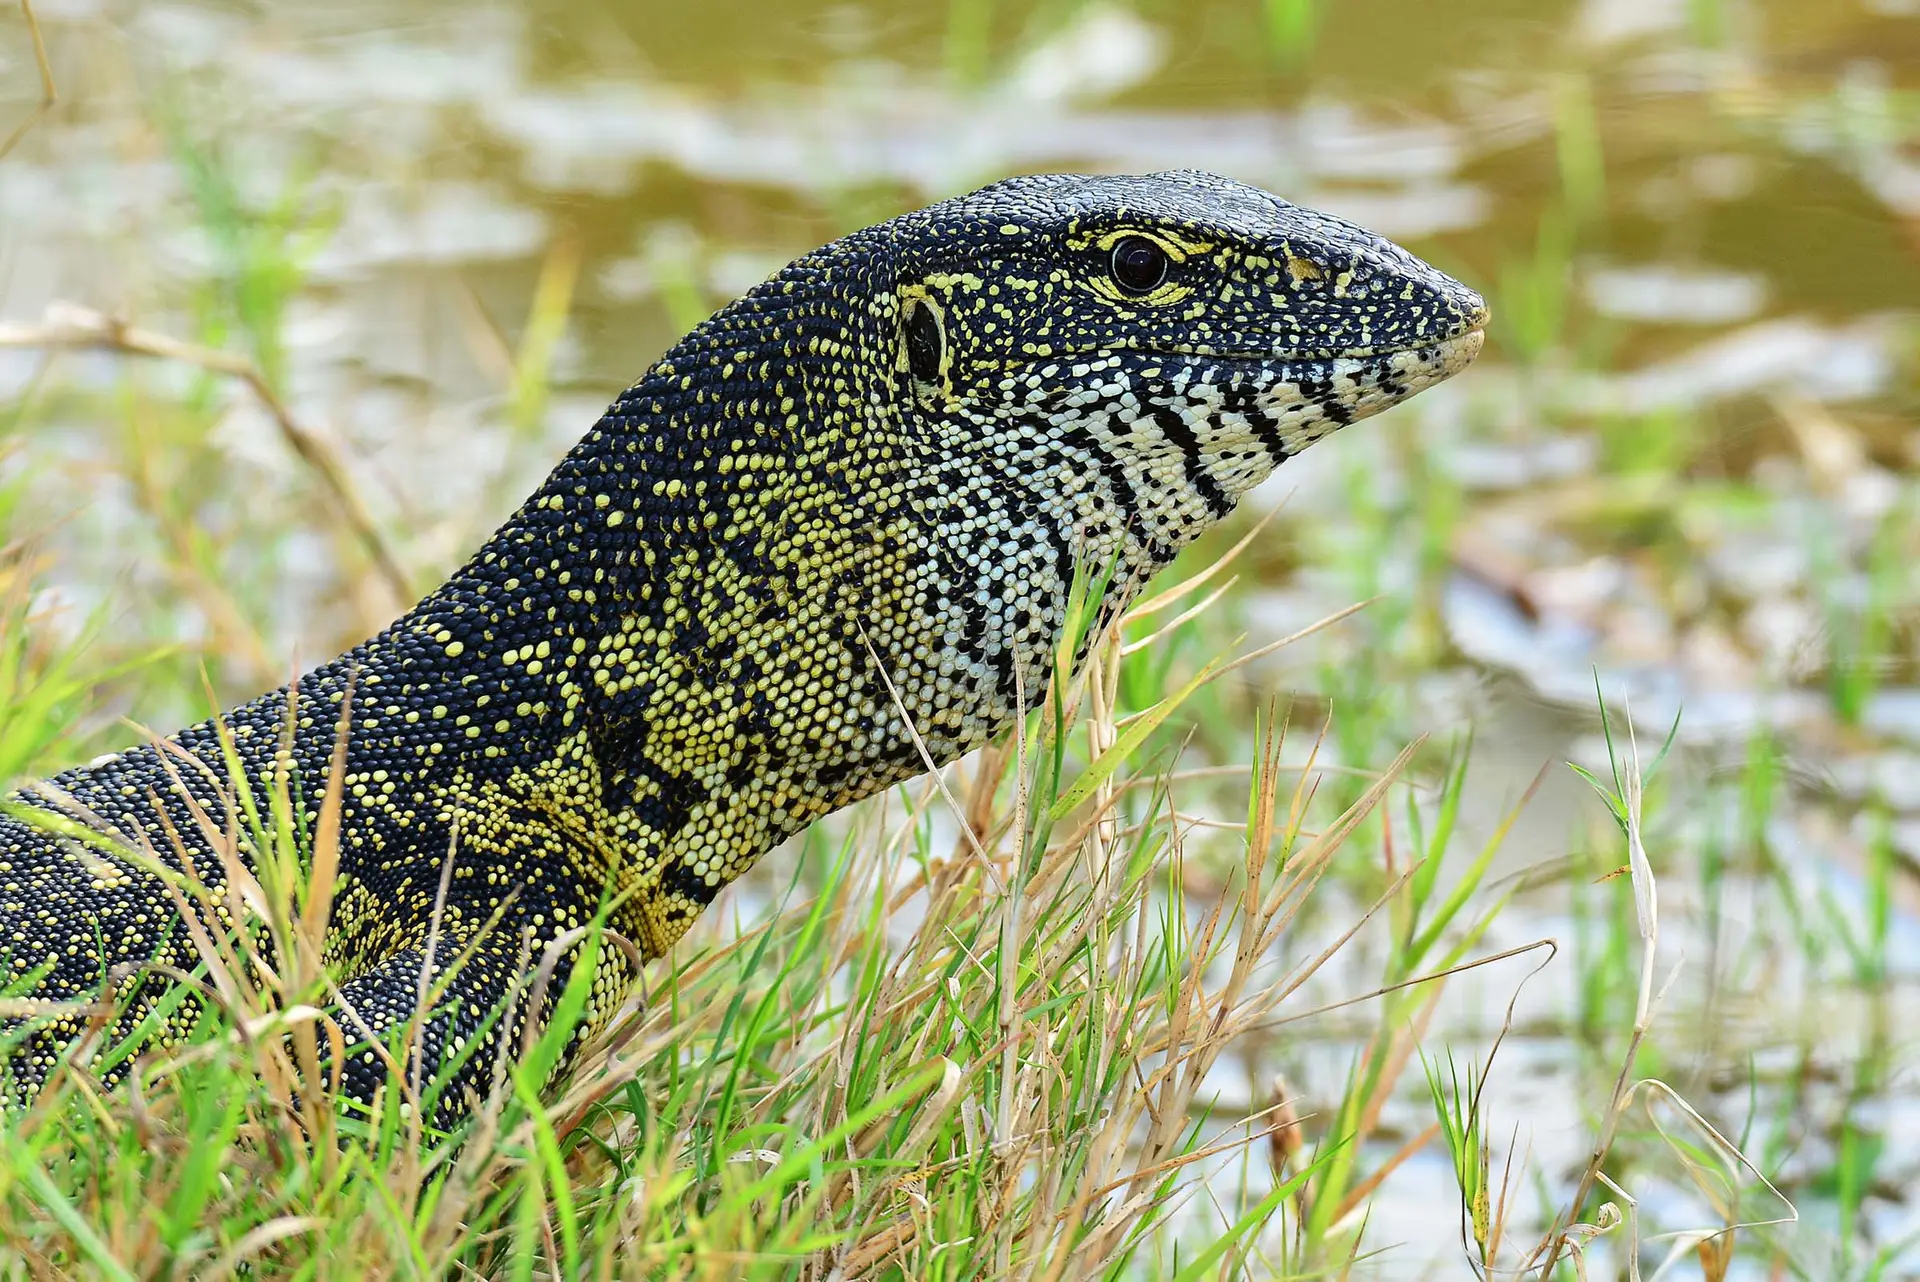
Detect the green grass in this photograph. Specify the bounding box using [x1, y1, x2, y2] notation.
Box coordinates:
[0, 482, 1797, 1278]
[0, 545, 1525, 1277]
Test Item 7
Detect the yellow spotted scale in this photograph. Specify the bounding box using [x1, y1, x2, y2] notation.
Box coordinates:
[0, 171, 1486, 1121]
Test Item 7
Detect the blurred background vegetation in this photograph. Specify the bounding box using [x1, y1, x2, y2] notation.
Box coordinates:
[2, 0, 1919, 1276]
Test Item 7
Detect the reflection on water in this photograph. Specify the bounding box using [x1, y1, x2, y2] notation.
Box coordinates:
[4, 0, 1920, 1273]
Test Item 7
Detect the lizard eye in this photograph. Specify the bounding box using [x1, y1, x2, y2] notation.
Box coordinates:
[903, 298, 944, 383]
[1109, 236, 1170, 294]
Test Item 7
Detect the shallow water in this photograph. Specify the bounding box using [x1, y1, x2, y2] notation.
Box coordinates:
[3, 0, 1919, 1274]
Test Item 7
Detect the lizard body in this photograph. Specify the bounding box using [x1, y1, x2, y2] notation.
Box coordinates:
[0, 171, 1485, 1119]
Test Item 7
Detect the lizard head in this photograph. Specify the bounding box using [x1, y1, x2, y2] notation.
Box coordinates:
[876, 169, 1487, 554]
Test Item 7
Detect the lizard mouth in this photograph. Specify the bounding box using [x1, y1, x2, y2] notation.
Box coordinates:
[1137, 324, 1489, 368]
[1244, 328, 1484, 429]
